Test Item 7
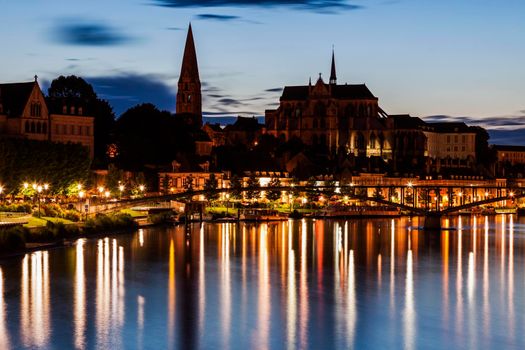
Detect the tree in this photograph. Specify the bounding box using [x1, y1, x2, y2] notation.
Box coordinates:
[106, 164, 124, 193]
[246, 174, 260, 202]
[115, 103, 196, 169]
[265, 177, 282, 204]
[47, 75, 116, 164]
[229, 175, 243, 200]
[0, 138, 91, 195]
[204, 174, 219, 202]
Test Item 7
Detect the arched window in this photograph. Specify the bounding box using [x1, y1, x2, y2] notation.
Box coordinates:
[36, 122, 41, 134]
[188, 94, 192, 102]
[355, 132, 365, 149]
[369, 133, 376, 148]
[320, 134, 327, 146]
[315, 102, 326, 118]
[31, 121, 36, 133]
[25, 121, 30, 133]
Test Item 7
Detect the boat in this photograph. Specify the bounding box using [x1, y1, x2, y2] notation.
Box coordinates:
[239, 209, 287, 221]
[321, 205, 401, 218]
[495, 207, 517, 214]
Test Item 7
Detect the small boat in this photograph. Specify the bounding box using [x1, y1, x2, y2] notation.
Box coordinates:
[495, 207, 517, 214]
[239, 209, 286, 221]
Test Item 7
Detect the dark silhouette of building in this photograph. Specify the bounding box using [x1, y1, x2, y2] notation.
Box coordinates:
[176, 23, 202, 126]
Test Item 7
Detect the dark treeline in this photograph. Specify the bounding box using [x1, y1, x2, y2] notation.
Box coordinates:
[0, 137, 91, 194]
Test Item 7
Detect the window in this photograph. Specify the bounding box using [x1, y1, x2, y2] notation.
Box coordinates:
[446, 135, 450, 143]
[454, 135, 458, 143]
[78, 107, 83, 115]
[25, 121, 30, 133]
[42, 123, 47, 134]
[62, 105, 67, 114]
[462, 135, 466, 143]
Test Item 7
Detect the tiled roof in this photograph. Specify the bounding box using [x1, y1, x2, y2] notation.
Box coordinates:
[280, 83, 376, 101]
[0, 82, 35, 117]
[390, 114, 426, 129]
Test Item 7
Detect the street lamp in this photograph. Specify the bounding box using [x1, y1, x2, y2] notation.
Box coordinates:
[78, 190, 85, 213]
[37, 185, 43, 217]
[139, 185, 145, 197]
[225, 193, 230, 216]
[119, 184, 125, 200]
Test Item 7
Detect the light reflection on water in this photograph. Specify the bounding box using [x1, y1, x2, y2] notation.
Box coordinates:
[0, 215, 525, 349]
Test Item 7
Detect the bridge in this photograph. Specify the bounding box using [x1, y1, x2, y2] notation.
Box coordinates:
[91, 184, 525, 229]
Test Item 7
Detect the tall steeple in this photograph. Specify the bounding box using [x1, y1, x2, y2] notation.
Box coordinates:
[176, 23, 202, 124]
[329, 48, 337, 85]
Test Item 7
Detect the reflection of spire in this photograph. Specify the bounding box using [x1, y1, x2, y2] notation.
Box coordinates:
[329, 48, 337, 85]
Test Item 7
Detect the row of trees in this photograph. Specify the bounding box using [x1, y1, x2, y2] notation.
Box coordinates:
[0, 137, 91, 195]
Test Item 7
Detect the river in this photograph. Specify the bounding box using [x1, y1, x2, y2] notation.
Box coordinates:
[0, 215, 524, 349]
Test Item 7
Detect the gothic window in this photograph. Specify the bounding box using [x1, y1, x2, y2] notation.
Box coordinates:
[315, 102, 326, 118]
[31, 121, 35, 133]
[42, 123, 47, 134]
[320, 134, 327, 146]
[78, 107, 83, 115]
[36, 122, 41, 134]
[369, 133, 376, 148]
[71, 106, 76, 115]
[295, 107, 302, 118]
[63, 105, 67, 114]
[355, 132, 365, 149]
[25, 121, 30, 133]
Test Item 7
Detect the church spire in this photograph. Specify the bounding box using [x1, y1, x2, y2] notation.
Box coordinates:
[176, 23, 202, 124]
[329, 48, 337, 85]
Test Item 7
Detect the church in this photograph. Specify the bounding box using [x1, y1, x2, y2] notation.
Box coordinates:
[265, 52, 393, 158]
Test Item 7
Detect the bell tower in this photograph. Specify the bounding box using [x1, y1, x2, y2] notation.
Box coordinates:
[176, 23, 202, 125]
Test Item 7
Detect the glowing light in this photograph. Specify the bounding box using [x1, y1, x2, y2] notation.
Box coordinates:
[407, 182, 413, 188]
[98, 186, 104, 193]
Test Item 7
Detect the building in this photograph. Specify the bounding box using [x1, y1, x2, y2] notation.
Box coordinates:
[493, 145, 525, 166]
[265, 51, 391, 158]
[176, 23, 202, 127]
[422, 122, 477, 170]
[0, 78, 95, 158]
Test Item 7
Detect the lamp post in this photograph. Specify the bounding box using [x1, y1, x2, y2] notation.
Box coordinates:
[119, 185, 125, 200]
[37, 185, 43, 217]
[78, 190, 85, 213]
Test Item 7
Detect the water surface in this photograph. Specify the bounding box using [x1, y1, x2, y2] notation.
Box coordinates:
[1, 216, 524, 349]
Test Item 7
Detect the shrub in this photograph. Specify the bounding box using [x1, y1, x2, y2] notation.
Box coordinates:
[0, 226, 27, 252]
[83, 213, 137, 234]
[149, 212, 173, 225]
[64, 210, 81, 222]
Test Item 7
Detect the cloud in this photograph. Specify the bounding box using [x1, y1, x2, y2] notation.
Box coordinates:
[265, 87, 283, 92]
[424, 114, 525, 131]
[85, 73, 176, 115]
[51, 20, 133, 46]
[218, 97, 244, 106]
[166, 27, 184, 30]
[196, 14, 241, 21]
[151, 1, 363, 12]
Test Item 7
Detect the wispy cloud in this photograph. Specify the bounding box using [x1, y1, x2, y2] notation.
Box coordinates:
[424, 112, 525, 131]
[264, 87, 283, 93]
[196, 14, 241, 21]
[151, 0, 363, 13]
[51, 20, 133, 46]
[84, 73, 175, 115]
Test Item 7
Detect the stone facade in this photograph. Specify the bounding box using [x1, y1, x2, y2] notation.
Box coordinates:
[0, 79, 94, 158]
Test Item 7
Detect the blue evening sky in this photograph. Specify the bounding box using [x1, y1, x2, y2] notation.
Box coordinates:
[0, 0, 524, 136]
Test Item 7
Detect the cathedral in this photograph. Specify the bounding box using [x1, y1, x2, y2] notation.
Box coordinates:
[265, 51, 393, 159]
